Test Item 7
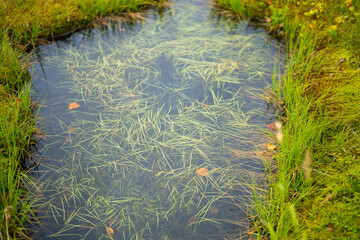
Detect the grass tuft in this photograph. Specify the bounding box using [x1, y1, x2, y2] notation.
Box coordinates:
[216, 0, 360, 238]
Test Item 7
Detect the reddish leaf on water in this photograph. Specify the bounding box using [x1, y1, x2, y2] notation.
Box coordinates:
[68, 102, 80, 110]
[196, 168, 209, 177]
[266, 121, 281, 130]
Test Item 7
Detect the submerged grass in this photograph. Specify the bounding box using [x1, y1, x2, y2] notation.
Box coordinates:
[31, 7, 282, 238]
[0, 0, 163, 238]
[216, 0, 360, 238]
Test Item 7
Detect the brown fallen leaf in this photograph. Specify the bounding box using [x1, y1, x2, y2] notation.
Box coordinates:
[267, 143, 277, 150]
[196, 168, 209, 177]
[209, 206, 219, 215]
[68, 102, 80, 110]
[188, 216, 196, 225]
[266, 121, 282, 130]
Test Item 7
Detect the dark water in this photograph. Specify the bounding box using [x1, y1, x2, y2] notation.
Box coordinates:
[30, 0, 283, 239]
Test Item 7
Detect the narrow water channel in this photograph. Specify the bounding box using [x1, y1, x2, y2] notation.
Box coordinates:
[30, 0, 283, 239]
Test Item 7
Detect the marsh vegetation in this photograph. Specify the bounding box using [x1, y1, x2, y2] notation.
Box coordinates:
[30, 1, 283, 239]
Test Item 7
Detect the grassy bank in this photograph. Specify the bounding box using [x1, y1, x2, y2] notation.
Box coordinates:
[216, 0, 360, 238]
[0, 32, 36, 239]
[0, 0, 162, 238]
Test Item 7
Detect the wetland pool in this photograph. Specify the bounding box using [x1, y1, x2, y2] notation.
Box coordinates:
[30, 0, 284, 239]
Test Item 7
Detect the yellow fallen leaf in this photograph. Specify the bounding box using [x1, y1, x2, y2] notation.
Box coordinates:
[267, 143, 277, 150]
[106, 227, 114, 235]
[68, 102, 80, 110]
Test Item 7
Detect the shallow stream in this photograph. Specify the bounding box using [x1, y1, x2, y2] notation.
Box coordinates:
[30, 0, 283, 239]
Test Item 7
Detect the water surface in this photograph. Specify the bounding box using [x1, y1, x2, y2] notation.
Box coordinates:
[31, 0, 283, 239]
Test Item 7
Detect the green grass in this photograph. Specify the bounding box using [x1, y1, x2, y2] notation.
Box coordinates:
[0, 0, 164, 46]
[0, 30, 37, 239]
[216, 0, 360, 238]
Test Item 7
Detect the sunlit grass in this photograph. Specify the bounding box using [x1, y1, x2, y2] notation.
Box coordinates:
[0, 29, 39, 238]
[0, 0, 163, 46]
[216, 0, 360, 238]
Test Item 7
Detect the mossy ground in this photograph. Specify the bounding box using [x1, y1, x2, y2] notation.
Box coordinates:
[216, 0, 360, 238]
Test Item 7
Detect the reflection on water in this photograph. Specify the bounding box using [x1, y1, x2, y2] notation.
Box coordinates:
[30, 0, 283, 239]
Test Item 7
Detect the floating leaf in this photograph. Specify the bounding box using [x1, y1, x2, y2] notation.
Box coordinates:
[68, 102, 80, 110]
[196, 168, 209, 177]
[266, 121, 281, 130]
[106, 227, 114, 235]
[266, 143, 277, 150]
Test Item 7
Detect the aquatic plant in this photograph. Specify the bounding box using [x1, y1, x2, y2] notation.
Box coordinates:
[31, 2, 283, 239]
